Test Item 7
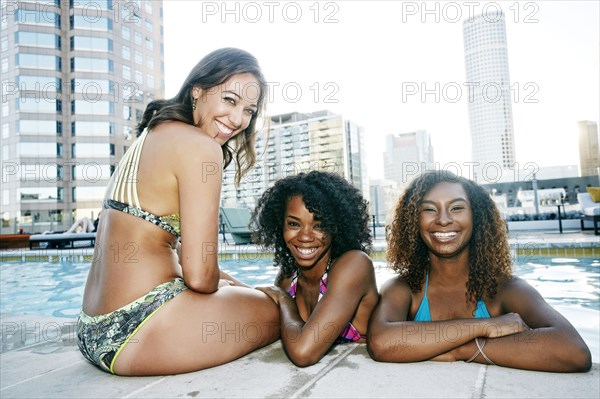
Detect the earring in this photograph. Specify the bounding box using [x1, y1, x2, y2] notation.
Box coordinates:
[192, 98, 197, 112]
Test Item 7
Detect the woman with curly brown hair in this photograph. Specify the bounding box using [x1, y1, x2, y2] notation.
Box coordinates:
[251, 171, 379, 367]
[367, 170, 591, 372]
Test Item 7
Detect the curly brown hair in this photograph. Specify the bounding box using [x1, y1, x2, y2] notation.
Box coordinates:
[387, 170, 513, 302]
[250, 171, 372, 278]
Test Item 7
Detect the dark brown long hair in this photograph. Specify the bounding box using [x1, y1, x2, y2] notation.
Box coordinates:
[137, 48, 267, 185]
[387, 170, 513, 302]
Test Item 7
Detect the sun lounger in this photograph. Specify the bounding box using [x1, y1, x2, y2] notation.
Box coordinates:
[578, 192, 600, 235]
[29, 232, 97, 249]
[219, 207, 253, 245]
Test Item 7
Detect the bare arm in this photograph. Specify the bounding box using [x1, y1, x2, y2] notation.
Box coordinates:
[367, 278, 526, 363]
[174, 128, 223, 293]
[274, 251, 376, 367]
[449, 277, 592, 372]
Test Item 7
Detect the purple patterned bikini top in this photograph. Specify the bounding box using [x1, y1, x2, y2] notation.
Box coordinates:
[288, 259, 365, 343]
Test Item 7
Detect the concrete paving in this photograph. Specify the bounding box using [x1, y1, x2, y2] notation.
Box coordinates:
[0, 315, 600, 399]
[1, 314, 598, 399]
[1, 230, 598, 398]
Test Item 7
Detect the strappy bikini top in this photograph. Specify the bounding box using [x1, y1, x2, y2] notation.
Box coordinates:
[413, 273, 491, 321]
[104, 128, 181, 237]
[288, 259, 365, 343]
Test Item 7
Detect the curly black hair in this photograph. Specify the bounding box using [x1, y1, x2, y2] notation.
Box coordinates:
[250, 171, 372, 278]
[387, 170, 513, 303]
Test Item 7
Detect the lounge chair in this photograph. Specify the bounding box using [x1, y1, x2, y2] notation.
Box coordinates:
[577, 192, 600, 235]
[29, 232, 97, 249]
[219, 207, 253, 245]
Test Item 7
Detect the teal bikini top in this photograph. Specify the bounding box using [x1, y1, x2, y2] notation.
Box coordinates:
[413, 273, 491, 321]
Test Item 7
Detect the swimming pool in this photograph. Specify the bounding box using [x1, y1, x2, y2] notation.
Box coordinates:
[1, 256, 598, 361]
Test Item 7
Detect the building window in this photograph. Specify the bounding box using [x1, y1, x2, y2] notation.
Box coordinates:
[122, 65, 131, 80]
[74, 143, 111, 158]
[72, 121, 112, 136]
[71, 36, 112, 52]
[145, 55, 153, 69]
[16, 31, 59, 48]
[15, 9, 60, 27]
[70, 15, 112, 31]
[19, 120, 61, 135]
[71, 57, 112, 73]
[17, 98, 61, 114]
[16, 53, 61, 70]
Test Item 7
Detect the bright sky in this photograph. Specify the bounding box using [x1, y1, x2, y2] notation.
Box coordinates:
[162, 0, 599, 180]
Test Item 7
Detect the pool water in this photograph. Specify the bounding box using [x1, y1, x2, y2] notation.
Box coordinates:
[1, 257, 598, 361]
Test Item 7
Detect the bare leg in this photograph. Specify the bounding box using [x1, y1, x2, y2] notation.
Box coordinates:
[112, 286, 280, 375]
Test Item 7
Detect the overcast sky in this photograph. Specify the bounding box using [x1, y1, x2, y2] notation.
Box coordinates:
[162, 1, 599, 180]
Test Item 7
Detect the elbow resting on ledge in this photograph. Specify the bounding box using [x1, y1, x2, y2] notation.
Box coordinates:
[285, 346, 323, 368]
[367, 338, 400, 363]
[563, 344, 592, 373]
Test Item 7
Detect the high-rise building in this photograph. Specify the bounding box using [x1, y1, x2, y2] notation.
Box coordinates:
[369, 178, 401, 226]
[383, 130, 434, 190]
[221, 110, 368, 209]
[1, 0, 164, 234]
[578, 120, 599, 178]
[463, 10, 516, 183]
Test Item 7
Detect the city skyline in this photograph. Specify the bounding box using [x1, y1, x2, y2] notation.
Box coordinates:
[163, 0, 599, 181]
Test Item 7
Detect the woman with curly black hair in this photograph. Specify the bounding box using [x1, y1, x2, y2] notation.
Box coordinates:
[368, 170, 591, 372]
[251, 171, 379, 367]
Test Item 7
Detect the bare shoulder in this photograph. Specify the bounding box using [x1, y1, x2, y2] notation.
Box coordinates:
[334, 250, 374, 271]
[380, 275, 411, 299]
[496, 275, 537, 297]
[496, 275, 547, 310]
[152, 121, 222, 161]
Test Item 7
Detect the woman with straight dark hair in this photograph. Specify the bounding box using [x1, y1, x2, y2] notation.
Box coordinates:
[77, 48, 279, 376]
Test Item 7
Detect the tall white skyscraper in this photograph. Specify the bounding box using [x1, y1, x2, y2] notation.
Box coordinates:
[1, 0, 165, 234]
[463, 10, 516, 183]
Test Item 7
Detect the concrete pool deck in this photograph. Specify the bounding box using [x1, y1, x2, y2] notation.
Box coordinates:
[1, 229, 598, 398]
[1, 313, 598, 399]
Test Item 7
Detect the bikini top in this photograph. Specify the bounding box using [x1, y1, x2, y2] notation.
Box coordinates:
[288, 259, 365, 343]
[104, 128, 181, 237]
[413, 273, 491, 321]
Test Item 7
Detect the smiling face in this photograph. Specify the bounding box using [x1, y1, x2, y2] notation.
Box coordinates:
[283, 196, 332, 270]
[418, 181, 473, 259]
[191, 72, 260, 145]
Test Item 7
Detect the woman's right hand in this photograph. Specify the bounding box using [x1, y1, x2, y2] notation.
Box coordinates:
[483, 313, 530, 338]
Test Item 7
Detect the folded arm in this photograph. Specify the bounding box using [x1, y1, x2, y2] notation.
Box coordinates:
[276, 251, 375, 367]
